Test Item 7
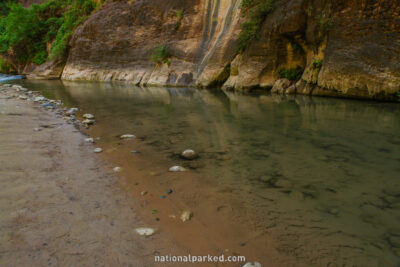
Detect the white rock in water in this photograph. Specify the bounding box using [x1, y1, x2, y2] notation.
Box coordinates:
[113, 167, 122, 172]
[83, 119, 95, 125]
[83, 113, 95, 119]
[34, 96, 45, 102]
[18, 95, 27, 100]
[120, 134, 136, 140]
[180, 210, 192, 222]
[243, 262, 262, 267]
[169, 166, 185, 172]
[181, 149, 198, 160]
[84, 137, 94, 143]
[135, 227, 155, 236]
[94, 148, 102, 153]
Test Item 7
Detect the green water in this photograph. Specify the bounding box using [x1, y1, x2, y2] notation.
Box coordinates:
[13, 79, 400, 265]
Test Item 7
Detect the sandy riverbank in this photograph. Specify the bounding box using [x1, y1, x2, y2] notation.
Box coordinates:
[0, 86, 195, 266]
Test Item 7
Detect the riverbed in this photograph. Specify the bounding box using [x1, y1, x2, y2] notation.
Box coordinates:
[6, 79, 400, 266]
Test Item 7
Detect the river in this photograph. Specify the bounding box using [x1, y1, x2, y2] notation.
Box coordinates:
[4, 78, 400, 266]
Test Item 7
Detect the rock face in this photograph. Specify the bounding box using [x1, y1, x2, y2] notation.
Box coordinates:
[62, 0, 241, 88]
[53, 0, 400, 99]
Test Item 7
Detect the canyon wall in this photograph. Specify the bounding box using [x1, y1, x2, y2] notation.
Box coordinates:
[53, 0, 400, 99]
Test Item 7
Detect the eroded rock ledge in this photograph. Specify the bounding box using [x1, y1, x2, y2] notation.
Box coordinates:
[49, 0, 400, 99]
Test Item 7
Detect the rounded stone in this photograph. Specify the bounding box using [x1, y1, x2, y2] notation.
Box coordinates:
[181, 149, 198, 160]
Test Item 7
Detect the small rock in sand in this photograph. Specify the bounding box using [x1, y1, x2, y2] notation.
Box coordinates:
[94, 148, 103, 153]
[141, 191, 147, 196]
[18, 95, 28, 100]
[83, 113, 95, 119]
[120, 134, 136, 140]
[34, 128, 41, 132]
[181, 149, 198, 160]
[169, 166, 185, 172]
[180, 210, 192, 222]
[135, 227, 155, 236]
[113, 167, 122, 172]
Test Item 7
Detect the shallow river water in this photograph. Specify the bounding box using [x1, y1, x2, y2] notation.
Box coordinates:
[9, 79, 400, 266]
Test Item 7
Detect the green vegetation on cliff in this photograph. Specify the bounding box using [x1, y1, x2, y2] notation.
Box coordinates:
[150, 45, 171, 66]
[278, 67, 303, 81]
[237, 0, 274, 53]
[0, 0, 101, 66]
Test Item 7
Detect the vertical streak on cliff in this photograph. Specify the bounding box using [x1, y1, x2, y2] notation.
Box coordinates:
[195, 0, 240, 80]
[195, 0, 220, 68]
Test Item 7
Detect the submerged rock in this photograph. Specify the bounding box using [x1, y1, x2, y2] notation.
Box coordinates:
[135, 227, 155, 236]
[120, 134, 136, 140]
[94, 148, 103, 153]
[181, 149, 198, 160]
[180, 210, 192, 222]
[169, 166, 185, 172]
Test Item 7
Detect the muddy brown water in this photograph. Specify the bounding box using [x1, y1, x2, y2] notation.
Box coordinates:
[9, 79, 400, 266]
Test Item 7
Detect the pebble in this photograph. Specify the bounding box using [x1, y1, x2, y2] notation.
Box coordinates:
[328, 208, 339, 215]
[34, 128, 41, 132]
[83, 113, 95, 119]
[120, 134, 136, 140]
[82, 119, 95, 125]
[167, 189, 173, 194]
[130, 150, 140, 154]
[84, 137, 94, 143]
[94, 148, 103, 153]
[113, 167, 122, 172]
[243, 262, 262, 267]
[41, 103, 54, 108]
[181, 149, 198, 160]
[180, 210, 192, 222]
[141, 191, 147, 196]
[18, 95, 28, 100]
[34, 96, 45, 102]
[66, 108, 78, 116]
[169, 166, 185, 172]
[135, 227, 155, 236]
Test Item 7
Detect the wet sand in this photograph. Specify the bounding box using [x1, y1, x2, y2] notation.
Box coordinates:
[0, 89, 190, 266]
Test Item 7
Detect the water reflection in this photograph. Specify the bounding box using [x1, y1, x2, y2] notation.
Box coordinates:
[15, 79, 400, 265]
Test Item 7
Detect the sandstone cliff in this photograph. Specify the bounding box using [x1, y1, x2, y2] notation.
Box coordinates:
[39, 0, 400, 99]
